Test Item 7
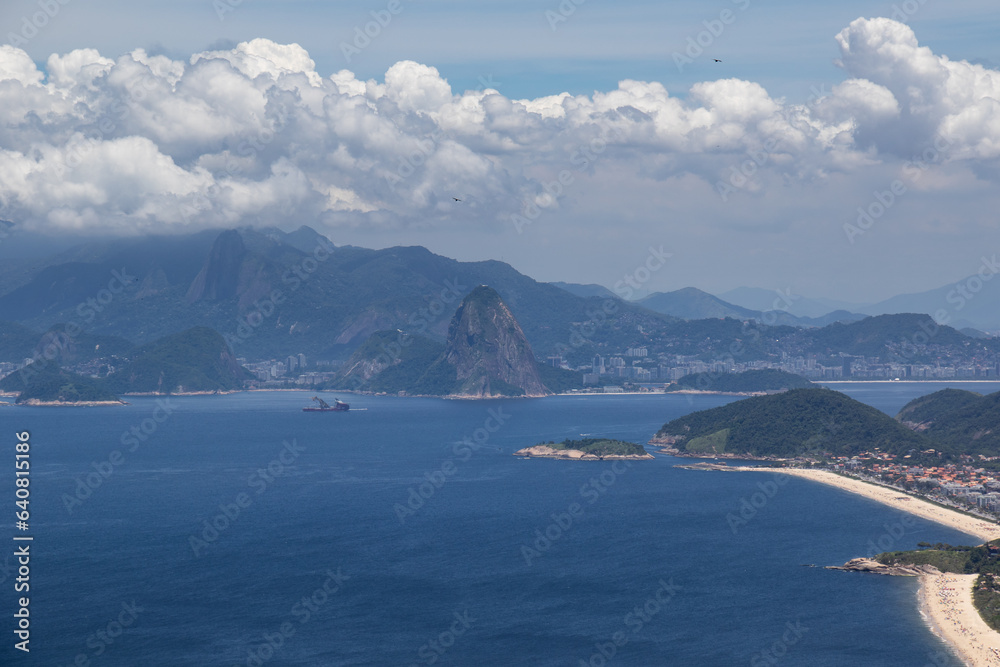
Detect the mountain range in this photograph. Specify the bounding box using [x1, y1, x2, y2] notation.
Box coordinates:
[553, 273, 1000, 333]
[633, 287, 865, 328]
[0, 227, 997, 375]
[551, 283, 867, 328]
[0, 226, 671, 362]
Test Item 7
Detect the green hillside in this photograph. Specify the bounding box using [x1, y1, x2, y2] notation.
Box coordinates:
[896, 389, 984, 428]
[536, 364, 584, 393]
[0, 362, 120, 403]
[324, 330, 453, 394]
[896, 390, 1000, 454]
[108, 326, 250, 393]
[655, 387, 930, 458]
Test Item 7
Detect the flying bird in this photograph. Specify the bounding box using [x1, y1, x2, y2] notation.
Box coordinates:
[713, 59, 722, 63]
[452, 197, 462, 202]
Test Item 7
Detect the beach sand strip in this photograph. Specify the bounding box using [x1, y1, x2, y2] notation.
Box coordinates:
[733, 467, 1000, 666]
[920, 573, 1000, 666]
[733, 467, 1000, 543]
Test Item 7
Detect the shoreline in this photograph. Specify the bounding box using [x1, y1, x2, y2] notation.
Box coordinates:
[734, 467, 1000, 665]
[12, 398, 128, 407]
[732, 467, 1000, 543]
[919, 573, 1000, 666]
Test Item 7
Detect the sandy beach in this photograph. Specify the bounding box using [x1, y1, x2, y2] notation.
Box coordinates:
[734, 467, 1000, 665]
[920, 573, 1000, 666]
[734, 467, 1000, 543]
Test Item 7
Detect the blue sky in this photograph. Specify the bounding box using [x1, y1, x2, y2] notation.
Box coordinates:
[7, 0, 998, 100]
[1, 0, 999, 303]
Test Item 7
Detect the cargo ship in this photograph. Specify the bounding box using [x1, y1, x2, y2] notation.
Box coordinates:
[302, 396, 349, 412]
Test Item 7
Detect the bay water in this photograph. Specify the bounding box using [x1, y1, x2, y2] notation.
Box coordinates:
[3, 382, 999, 665]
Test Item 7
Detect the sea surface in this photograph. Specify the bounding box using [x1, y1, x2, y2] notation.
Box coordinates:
[3, 381, 1000, 666]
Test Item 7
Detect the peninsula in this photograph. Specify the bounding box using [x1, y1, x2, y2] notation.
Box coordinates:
[666, 387, 1000, 664]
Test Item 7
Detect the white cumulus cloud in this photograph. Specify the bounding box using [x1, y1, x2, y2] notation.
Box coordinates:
[0, 19, 998, 238]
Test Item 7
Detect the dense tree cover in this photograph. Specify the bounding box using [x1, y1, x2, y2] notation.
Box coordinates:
[896, 389, 984, 426]
[896, 389, 1000, 455]
[367, 336, 450, 394]
[685, 429, 730, 455]
[536, 364, 584, 393]
[0, 362, 120, 403]
[668, 369, 812, 393]
[656, 388, 930, 458]
[877, 544, 979, 573]
[544, 438, 647, 456]
[107, 326, 250, 393]
[975, 573, 1000, 631]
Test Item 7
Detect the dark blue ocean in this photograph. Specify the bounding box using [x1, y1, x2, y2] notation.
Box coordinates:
[4, 381, 1000, 666]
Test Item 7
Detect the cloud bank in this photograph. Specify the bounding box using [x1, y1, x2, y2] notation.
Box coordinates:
[0, 18, 998, 238]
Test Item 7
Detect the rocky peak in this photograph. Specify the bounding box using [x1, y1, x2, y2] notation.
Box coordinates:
[444, 285, 550, 397]
[186, 230, 247, 303]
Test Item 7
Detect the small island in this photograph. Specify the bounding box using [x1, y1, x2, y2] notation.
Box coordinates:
[514, 438, 654, 460]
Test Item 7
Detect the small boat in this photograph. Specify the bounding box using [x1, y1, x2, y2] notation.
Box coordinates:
[303, 396, 349, 412]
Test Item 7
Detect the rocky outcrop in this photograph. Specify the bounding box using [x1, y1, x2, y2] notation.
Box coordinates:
[443, 286, 550, 398]
[649, 433, 684, 455]
[514, 445, 653, 460]
[186, 230, 246, 302]
[674, 462, 734, 471]
[827, 558, 941, 576]
[325, 287, 552, 397]
[186, 230, 273, 308]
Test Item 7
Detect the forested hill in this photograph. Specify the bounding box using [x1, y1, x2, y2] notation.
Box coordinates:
[653, 388, 930, 458]
[896, 389, 1000, 455]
